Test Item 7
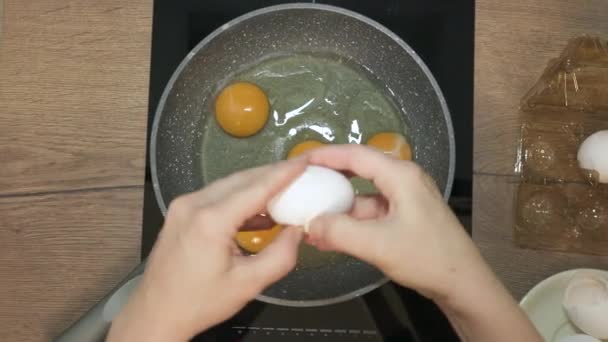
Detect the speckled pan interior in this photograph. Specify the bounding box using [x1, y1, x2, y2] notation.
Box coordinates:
[151, 3, 455, 307]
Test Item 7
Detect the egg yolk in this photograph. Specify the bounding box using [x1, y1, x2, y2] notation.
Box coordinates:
[287, 140, 325, 159]
[367, 132, 413, 160]
[235, 225, 283, 254]
[214, 82, 270, 137]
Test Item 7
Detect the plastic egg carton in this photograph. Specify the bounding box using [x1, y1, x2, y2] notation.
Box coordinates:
[521, 36, 608, 113]
[514, 36, 608, 255]
[516, 111, 608, 184]
[515, 182, 608, 255]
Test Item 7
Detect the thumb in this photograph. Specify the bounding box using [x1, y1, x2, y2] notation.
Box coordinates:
[308, 214, 383, 265]
[238, 226, 303, 289]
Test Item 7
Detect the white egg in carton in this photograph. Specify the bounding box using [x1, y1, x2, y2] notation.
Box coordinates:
[514, 112, 608, 256]
[578, 130, 608, 184]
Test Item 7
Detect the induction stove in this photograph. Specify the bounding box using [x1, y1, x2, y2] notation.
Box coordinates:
[142, 1, 473, 341]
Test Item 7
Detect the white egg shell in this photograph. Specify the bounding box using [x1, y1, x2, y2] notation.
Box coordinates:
[267, 166, 354, 231]
[562, 272, 608, 339]
[555, 334, 601, 342]
[578, 130, 608, 183]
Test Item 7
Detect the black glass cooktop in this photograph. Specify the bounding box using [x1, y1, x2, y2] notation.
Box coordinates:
[142, 1, 473, 341]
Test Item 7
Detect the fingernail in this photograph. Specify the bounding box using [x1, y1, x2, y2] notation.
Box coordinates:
[303, 221, 311, 234]
[307, 217, 321, 233]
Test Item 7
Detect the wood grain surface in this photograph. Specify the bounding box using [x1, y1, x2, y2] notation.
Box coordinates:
[0, 1, 151, 341]
[0, 0, 151, 195]
[474, 0, 608, 299]
[0, 0, 4, 42]
[0, 188, 143, 341]
[474, 0, 608, 176]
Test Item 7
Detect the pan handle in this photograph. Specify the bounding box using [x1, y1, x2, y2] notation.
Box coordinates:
[55, 261, 147, 342]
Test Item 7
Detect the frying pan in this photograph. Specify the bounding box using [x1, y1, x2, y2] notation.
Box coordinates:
[56, 4, 455, 341]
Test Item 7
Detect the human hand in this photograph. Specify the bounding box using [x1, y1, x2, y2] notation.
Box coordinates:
[305, 144, 484, 300]
[306, 145, 541, 342]
[108, 160, 306, 341]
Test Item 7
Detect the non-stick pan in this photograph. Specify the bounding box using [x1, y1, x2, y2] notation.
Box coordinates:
[56, 4, 454, 341]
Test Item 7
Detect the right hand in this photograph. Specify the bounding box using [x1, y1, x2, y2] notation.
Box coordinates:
[306, 144, 485, 300]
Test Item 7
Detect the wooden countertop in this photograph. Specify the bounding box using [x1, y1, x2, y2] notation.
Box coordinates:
[474, 0, 608, 299]
[0, 1, 151, 340]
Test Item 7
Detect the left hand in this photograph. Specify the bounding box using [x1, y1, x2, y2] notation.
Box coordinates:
[107, 159, 306, 341]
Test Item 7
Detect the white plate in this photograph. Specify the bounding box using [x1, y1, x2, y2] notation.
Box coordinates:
[520, 268, 608, 342]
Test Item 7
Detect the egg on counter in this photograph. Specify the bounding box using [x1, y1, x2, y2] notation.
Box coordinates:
[214, 82, 270, 137]
[367, 132, 413, 160]
[267, 166, 354, 232]
[578, 130, 608, 183]
[562, 272, 608, 339]
[235, 224, 283, 254]
[287, 140, 325, 159]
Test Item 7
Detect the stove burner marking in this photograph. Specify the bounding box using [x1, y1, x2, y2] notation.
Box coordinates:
[230, 326, 379, 336]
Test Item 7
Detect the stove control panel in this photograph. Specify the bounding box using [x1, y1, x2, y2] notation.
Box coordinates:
[224, 325, 383, 341]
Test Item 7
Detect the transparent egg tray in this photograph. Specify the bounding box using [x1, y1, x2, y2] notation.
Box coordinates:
[514, 36, 608, 255]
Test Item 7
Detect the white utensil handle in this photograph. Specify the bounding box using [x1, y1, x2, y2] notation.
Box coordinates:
[55, 262, 146, 342]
